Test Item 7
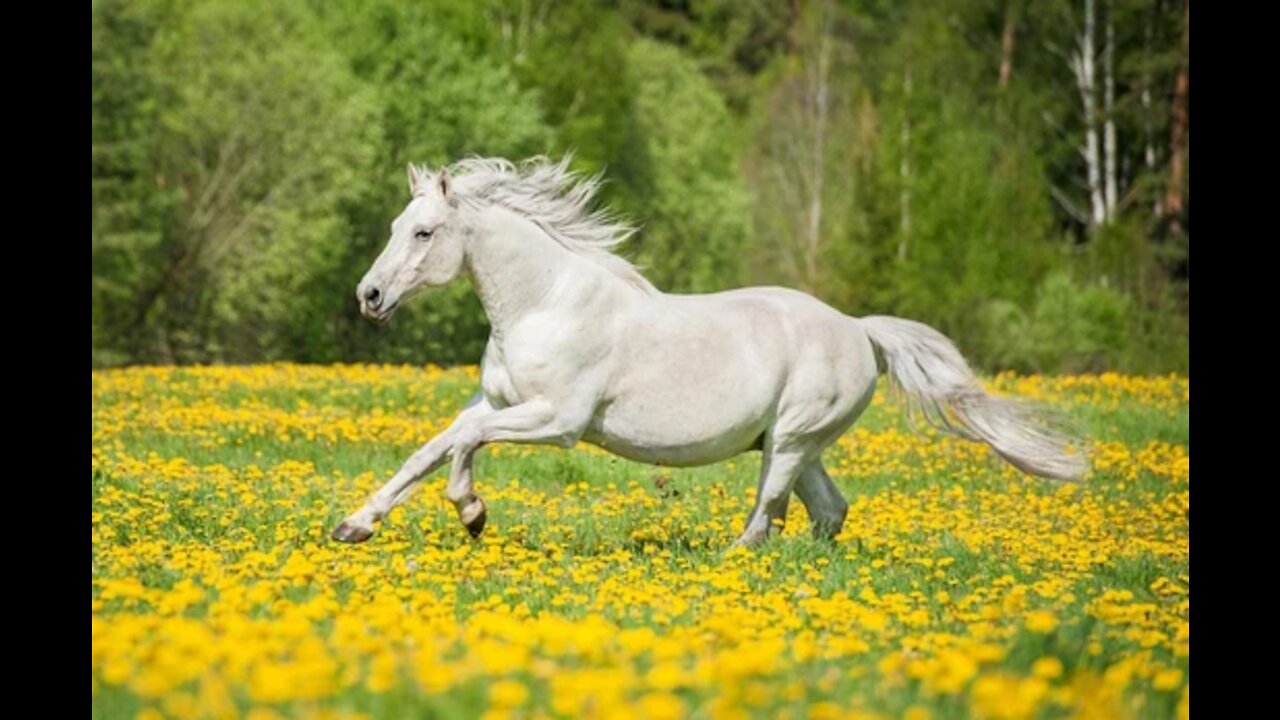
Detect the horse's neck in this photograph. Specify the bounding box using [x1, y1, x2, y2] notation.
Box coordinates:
[465, 207, 605, 340]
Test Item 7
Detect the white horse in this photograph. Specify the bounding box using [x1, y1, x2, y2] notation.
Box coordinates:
[332, 156, 1087, 548]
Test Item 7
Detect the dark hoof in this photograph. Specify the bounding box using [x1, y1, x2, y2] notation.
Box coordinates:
[465, 505, 487, 539]
[331, 521, 373, 544]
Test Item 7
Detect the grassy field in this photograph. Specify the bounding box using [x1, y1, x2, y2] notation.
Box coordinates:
[92, 365, 1188, 720]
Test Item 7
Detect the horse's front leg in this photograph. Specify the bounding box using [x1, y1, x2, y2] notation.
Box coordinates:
[331, 394, 495, 543]
[445, 397, 591, 537]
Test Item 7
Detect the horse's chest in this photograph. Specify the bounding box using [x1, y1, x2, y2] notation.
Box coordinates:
[479, 334, 567, 409]
[479, 343, 519, 409]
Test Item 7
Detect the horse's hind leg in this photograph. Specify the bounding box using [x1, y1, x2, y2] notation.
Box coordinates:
[794, 461, 849, 540]
[733, 447, 807, 548]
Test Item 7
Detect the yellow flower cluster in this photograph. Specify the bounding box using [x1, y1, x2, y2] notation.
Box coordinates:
[988, 372, 1189, 416]
[93, 365, 1188, 718]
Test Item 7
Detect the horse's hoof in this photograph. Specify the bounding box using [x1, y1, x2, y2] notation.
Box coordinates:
[331, 521, 373, 544]
[729, 528, 773, 551]
[463, 501, 487, 539]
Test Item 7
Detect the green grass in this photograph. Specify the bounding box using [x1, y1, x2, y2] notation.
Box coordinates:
[92, 366, 1189, 719]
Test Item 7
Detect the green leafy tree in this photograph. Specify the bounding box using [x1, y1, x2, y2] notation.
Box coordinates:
[627, 38, 752, 292]
[91, 0, 1189, 373]
[92, 0, 382, 364]
[299, 0, 554, 364]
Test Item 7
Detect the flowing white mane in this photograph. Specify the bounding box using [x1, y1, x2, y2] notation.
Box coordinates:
[417, 156, 657, 294]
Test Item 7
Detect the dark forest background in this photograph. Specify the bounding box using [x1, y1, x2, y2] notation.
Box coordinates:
[92, 0, 1189, 373]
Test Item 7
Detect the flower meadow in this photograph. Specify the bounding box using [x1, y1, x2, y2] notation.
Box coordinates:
[92, 365, 1188, 719]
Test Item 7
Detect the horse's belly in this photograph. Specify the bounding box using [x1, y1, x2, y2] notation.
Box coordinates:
[582, 396, 771, 467]
[581, 424, 763, 467]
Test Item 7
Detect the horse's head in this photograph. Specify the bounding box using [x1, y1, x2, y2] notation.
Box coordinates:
[357, 164, 466, 324]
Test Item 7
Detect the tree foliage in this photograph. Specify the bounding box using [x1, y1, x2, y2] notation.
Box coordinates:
[92, 0, 1189, 373]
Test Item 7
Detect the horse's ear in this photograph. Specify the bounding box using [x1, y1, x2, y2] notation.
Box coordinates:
[406, 163, 420, 195]
[438, 167, 451, 198]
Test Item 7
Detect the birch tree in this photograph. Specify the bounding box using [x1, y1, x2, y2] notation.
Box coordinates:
[1074, 0, 1107, 228]
[745, 0, 859, 295]
[1043, 0, 1124, 231]
[1103, 0, 1119, 220]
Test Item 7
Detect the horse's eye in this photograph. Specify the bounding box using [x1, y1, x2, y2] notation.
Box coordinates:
[415, 228, 434, 241]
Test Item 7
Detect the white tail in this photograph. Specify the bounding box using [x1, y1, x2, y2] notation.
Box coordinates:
[859, 315, 1089, 481]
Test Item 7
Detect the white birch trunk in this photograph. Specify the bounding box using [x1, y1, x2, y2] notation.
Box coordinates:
[1074, 0, 1106, 228]
[1103, 0, 1118, 221]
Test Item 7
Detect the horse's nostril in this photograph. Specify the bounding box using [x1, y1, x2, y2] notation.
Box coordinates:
[364, 286, 382, 309]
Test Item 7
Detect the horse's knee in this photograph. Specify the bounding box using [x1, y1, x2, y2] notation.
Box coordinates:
[453, 426, 483, 455]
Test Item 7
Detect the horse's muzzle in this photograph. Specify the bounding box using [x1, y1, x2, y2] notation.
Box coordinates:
[360, 299, 398, 325]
